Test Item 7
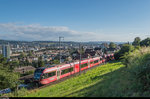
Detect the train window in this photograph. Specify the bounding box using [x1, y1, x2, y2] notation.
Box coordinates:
[81, 63, 88, 68]
[42, 73, 48, 79]
[69, 67, 74, 72]
[107, 56, 110, 60]
[41, 71, 56, 79]
[61, 67, 74, 75]
[48, 71, 56, 77]
[90, 61, 94, 64]
[35, 68, 44, 73]
[94, 60, 99, 63]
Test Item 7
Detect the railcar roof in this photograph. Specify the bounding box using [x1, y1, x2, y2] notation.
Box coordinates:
[46, 64, 57, 68]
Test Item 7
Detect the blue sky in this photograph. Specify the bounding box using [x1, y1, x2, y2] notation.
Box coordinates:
[0, 0, 150, 42]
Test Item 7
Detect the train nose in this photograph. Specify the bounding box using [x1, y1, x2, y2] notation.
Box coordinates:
[34, 75, 40, 80]
[34, 73, 41, 81]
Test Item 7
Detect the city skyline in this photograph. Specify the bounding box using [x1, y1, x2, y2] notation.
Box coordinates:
[0, 0, 150, 42]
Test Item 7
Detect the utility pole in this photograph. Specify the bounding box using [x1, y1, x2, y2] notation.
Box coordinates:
[59, 36, 64, 64]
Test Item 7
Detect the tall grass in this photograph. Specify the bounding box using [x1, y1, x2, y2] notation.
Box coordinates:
[122, 47, 150, 92]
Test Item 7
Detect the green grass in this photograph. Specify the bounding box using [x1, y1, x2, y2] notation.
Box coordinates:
[23, 61, 132, 97]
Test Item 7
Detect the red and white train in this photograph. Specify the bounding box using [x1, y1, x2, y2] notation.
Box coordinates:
[34, 53, 114, 85]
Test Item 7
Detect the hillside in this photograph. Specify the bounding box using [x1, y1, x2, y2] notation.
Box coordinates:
[22, 61, 132, 97]
[6, 60, 150, 97]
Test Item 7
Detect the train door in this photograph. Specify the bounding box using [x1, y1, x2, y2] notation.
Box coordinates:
[73, 63, 75, 73]
[57, 66, 60, 80]
[75, 63, 79, 73]
[98, 58, 100, 64]
[70, 63, 72, 75]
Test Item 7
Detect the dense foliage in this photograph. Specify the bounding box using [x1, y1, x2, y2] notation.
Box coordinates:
[0, 54, 20, 90]
[109, 42, 117, 49]
[140, 37, 150, 47]
[132, 37, 141, 46]
[122, 47, 150, 91]
[114, 44, 134, 60]
[114, 37, 150, 60]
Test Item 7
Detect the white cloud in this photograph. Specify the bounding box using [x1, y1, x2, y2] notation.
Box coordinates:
[0, 23, 86, 41]
[0, 23, 141, 42]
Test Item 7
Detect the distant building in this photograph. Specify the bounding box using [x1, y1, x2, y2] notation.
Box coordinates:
[17, 44, 19, 48]
[2, 45, 10, 58]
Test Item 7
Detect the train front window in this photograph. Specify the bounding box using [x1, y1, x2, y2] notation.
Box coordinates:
[35, 68, 44, 73]
[34, 73, 41, 79]
[34, 68, 45, 80]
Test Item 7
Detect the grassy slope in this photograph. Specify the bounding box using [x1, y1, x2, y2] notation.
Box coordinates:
[24, 61, 133, 97]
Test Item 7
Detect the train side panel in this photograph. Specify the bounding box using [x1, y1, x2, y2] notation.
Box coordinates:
[74, 62, 80, 73]
[80, 60, 88, 71]
[37, 55, 114, 85]
[90, 60, 94, 67]
[40, 75, 57, 85]
[92, 58, 100, 66]
[40, 67, 57, 84]
[59, 64, 75, 79]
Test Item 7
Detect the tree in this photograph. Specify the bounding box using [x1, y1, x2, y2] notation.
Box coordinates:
[120, 44, 134, 54]
[28, 51, 33, 57]
[0, 54, 7, 66]
[0, 55, 20, 90]
[114, 44, 134, 60]
[132, 37, 141, 46]
[69, 48, 77, 56]
[109, 42, 117, 49]
[140, 37, 150, 47]
[78, 45, 85, 55]
[19, 61, 25, 67]
[32, 61, 38, 68]
[9, 60, 19, 70]
[53, 59, 59, 64]
[25, 58, 30, 66]
[38, 56, 45, 67]
[19, 52, 26, 58]
[103, 48, 107, 54]
[102, 43, 109, 48]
